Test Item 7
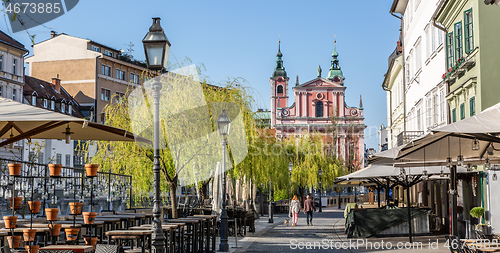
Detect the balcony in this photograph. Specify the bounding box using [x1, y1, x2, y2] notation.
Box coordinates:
[397, 131, 424, 146]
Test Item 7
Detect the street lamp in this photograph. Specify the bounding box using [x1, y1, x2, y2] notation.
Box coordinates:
[288, 162, 293, 217]
[143, 17, 170, 253]
[318, 168, 322, 212]
[217, 109, 231, 252]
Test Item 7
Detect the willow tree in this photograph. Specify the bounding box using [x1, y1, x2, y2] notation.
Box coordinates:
[91, 65, 259, 218]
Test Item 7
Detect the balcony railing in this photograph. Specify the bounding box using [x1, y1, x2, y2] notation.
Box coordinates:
[397, 131, 424, 146]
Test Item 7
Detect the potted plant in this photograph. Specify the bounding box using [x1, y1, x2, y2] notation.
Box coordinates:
[470, 207, 489, 233]
[85, 164, 99, 177]
[84, 236, 98, 248]
[49, 223, 62, 236]
[45, 208, 59, 221]
[48, 164, 62, 177]
[25, 245, 40, 253]
[65, 227, 80, 241]
[69, 202, 83, 215]
[3, 215, 17, 228]
[28, 201, 42, 214]
[82, 212, 97, 224]
[22, 229, 36, 242]
[9, 196, 23, 209]
[7, 235, 22, 248]
[8, 163, 22, 176]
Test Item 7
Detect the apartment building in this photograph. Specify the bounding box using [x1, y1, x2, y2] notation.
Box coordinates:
[25, 32, 147, 124]
[0, 30, 28, 159]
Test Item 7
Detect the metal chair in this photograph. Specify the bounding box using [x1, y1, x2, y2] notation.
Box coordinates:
[0, 246, 12, 253]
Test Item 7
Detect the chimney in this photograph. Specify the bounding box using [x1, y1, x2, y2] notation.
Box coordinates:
[51, 31, 56, 38]
[52, 74, 61, 93]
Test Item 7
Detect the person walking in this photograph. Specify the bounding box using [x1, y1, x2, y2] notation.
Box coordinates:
[290, 195, 301, 226]
[304, 194, 316, 226]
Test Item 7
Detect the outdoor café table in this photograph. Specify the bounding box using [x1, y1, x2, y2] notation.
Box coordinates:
[105, 229, 152, 253]
[130, 225, 178, 253]
[141, 224, 185, 253]
[193, 215, 217, 252]
[166, 219, 201, 253]
[73, 217, 121, 232]
[40, 245, 93, 253]
[100, 215, 135, 229]
[185, 216, 212, 253]
[116, 213, 147, 227]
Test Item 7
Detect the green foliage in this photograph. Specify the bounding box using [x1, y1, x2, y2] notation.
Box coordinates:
[273, 188, 289, 201]
[470, 207, 484, 218]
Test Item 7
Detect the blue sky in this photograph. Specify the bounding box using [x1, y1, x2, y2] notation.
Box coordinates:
[1, 0, 401, 151]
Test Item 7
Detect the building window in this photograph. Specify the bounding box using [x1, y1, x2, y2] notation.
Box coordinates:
[464, 9, 474, 53]
[12, 89, 16, 101]
[417, 109, 422, 131]
[425, 26, 430, 59]
[104, 50, 113, 57]
[440, 90, 445, 123]
[130, 73, 140, 84]
[460, 103, 465, 120]
[433, 94, 438, 125]
[276, 85, 283, 94]
[452, 108, 456, 123]
[470, 96, 475, 116]
[65, 154, 71, 166]
[426, 97, 432, 127]
[0, 86, 2, 97]
[91, 45, 100, 52]
[405, 62, 410, 84]
[61, 103, 65, 113]
[446, 32, 454, 70]
[0, 55, 3, 71]
[43, 99, 48, 108]
[415, 40, 422, 72]
[68, 105, 72, 114]
[454, 22, 463, 62]
[101, 88, 111, 101]
[116, 69, 125, 80]
[115, 92, 125, 103]
[12, 59, 16, 75]
[316, 101, 323, 117]
[32, 96, 36, 105]
[51, 100, 55, 110]
[56, 154, 62, 165]
[101, 65, 111, 76]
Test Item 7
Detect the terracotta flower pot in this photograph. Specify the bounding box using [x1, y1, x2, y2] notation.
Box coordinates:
[49, 223, 62, 236]
[28, 201, 42, 214]
[45, 208, 59, 221]
[82, 212, 97, 224]
[9, 196, 23, 209]
[23, 229, 36, 242]
[3, 216, 17, 228]
[65, 228, 80, 241]
[7, 235, 21, 248]
[85, 164, 99, 177]
[25, 245, 40, 253]
[69, 202, 83, 215]
[8, 163, 22, 176]
[48, 164, 62, 177]
[84, 236, 98, 248]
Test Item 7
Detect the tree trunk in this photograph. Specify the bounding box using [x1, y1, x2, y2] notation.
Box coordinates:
[168, 181, 179, 219]
[259, 186, 264, 216]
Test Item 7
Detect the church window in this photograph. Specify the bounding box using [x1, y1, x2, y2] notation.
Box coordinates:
[316, 101, 324, 117]
[277, 85, 283, 94]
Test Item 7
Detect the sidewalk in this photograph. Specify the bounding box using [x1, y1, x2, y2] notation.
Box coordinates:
[215, 206, 451, 252]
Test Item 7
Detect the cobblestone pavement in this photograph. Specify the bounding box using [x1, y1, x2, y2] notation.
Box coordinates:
[233, 207, 351, 252]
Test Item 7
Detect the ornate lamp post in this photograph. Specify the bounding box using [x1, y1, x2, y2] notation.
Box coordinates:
[318, 168, 322, 212]
[217, 110, 231, 252]
[288, 162, 293, 216]
[142, 17, 170, 253]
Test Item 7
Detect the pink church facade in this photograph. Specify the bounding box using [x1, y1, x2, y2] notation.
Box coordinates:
[270, 43, 366, 169]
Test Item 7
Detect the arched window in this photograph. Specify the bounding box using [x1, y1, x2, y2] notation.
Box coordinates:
[316, 101, 324, 117]
[277, 85, 283, 94]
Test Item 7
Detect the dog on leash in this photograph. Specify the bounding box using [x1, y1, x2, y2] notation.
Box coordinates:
[284, 219, 290, 226]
